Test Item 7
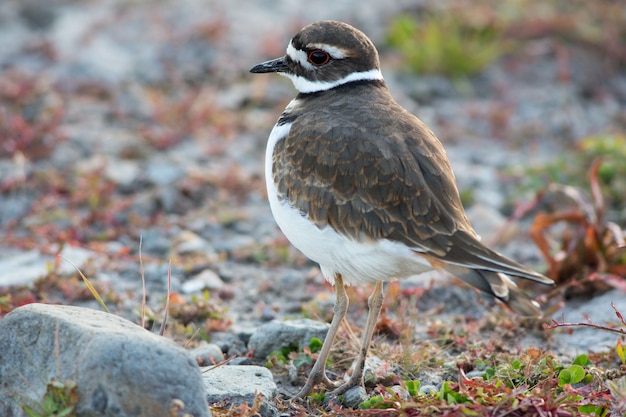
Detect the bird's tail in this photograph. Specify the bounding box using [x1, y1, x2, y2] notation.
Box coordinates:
[444, 265, 543, 318]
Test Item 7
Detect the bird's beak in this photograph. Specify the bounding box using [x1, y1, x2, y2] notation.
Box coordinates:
[250, 56, 289, 74]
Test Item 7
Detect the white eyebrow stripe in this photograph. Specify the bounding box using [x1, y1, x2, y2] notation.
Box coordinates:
[306, 43, 349, 59]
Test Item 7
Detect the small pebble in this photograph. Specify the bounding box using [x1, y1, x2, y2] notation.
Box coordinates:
[181, 269, 224, 294]
[190, 342, 225, 366]
[465, 370, 486, 379]
[389, 385, 410, 400]
[420, 384, 439, 395]
[341, 386, 368, 409]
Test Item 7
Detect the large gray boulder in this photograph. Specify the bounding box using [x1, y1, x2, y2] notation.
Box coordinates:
[0, 303, 210, 417]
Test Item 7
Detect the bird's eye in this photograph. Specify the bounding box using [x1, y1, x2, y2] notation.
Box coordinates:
[307, 50, 331, 66]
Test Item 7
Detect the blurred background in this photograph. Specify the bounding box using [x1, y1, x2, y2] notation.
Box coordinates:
[0, 0, 624, 339]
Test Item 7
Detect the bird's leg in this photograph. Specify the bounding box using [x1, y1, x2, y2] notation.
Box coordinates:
[291, 274, 349, 399]
[332, 281, 384, 396]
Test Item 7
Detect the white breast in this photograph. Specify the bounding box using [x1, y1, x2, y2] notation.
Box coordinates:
[265, 113, 434, 287]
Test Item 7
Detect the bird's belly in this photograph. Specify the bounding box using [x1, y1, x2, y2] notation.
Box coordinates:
[269, 196, 433, 286]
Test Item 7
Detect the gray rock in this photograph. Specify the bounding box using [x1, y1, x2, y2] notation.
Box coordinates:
[156, 185, 184, 213]
[209, 331, 248, 357]
[173, 231, 213, 255]
[0, 191, 33, 227]
[389, 385, 410, 400]
[228, 357, 252, 366]
[248, 319, 329, 360]
[415, 286, 488, 317]
[141, 262, 183, 291]
[181, 269, 225, 294]
[362, 356, 394, 386]
[419, 384, 439, 395]
[0, 246, 98, 288]
[145, 160, 186, 186]
[552, 289, 626, 355]
[260, 305, 277, 322]
[104, 158, 141, 188]
[415, 369, 445, 390]
[0, 303, 210, 417]
[0, 249, 47, 287]
[465, 370, 486, 379]
[212, 233, 256, 253]
[203, 365, 276, 417]
[137, 228, 172, 256]
[465, 203, 508, 243]
[18, 0, 59, 30]
[190, 343, 225, 366]
[341, 386, 368, 408]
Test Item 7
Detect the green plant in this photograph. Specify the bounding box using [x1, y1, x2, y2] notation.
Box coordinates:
[557, 354, 593, 389]
[308, 337, 323, 354]
[358, 394, 396, 410]
[17, 322, 79, 417]
[387, 13, 508, 78]
[266, 337, 324, 369]
[21, 379, 78, 417]
[558, 364, 585, 387]
[438, 380, 469, 404]
[617, 339, 625, 365]
[405, 379, 420, 397]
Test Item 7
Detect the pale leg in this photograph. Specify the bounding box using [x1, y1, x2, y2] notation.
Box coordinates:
[332, 281, 384, 396]
[292, 274, 349, 399]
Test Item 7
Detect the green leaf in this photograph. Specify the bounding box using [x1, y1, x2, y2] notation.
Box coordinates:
[265, 349, 287, 366]
[308, 392, 326, 403]
[439, 381, 469, 404]
[559, 365, 586, 386]
[359, 395, 396, 409]
[22, 405, 41, 417]
[57, 406, 76, 417]
[558, 369, 572, 387]
[568, 365, 586, 384]
[578, 404, 606, 415]
[406, 380, 420, 397]
[308, 337, 323, 354]
[42, 394, 55, 413]
[460, 406, 479, 416]
[573, 354, 591, 367]
[280, 342, 299, 357]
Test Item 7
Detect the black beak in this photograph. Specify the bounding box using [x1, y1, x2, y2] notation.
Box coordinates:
[250, 56, 289, 74]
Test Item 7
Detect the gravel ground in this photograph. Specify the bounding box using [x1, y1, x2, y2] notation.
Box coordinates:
[1, 0, 625, 412]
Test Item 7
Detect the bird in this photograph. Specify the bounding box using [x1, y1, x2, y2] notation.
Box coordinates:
[249, 20, 553, 399]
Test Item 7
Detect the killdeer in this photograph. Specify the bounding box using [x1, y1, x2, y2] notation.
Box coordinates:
[250, 20, 553, 399]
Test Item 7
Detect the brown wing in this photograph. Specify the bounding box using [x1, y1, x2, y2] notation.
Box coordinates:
[273, 83, 470, 252]
[273, 83, 551, 285]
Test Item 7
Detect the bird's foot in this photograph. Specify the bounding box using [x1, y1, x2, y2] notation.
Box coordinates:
[291, 371, 339, 400]
[330, 373, 362, 396]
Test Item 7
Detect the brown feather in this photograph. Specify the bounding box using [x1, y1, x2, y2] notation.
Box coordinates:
[273, 80, 552, 288]
[273, 81, 470, 253]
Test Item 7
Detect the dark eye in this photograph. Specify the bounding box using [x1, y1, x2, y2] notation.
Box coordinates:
[308, 50, 331, 66]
